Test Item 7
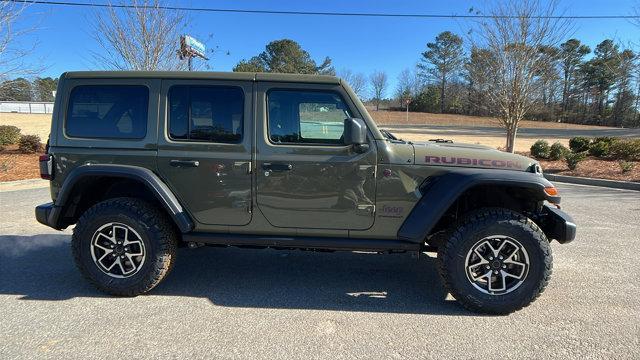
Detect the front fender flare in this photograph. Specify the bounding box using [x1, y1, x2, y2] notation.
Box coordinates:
[397, 169, 558, 243]
[49, 164, 194, 233]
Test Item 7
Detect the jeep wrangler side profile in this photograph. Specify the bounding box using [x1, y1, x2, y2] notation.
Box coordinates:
[36, 71, 576, 314]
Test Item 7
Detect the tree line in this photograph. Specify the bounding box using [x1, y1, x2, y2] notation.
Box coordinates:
[394, 33, 640, 130]
[0, 77, 58, 102]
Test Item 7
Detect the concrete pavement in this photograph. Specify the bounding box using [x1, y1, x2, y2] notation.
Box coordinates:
[0, 184, 639, 359]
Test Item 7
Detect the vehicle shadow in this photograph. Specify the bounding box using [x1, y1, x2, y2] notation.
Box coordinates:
[0, 234, 471, 316]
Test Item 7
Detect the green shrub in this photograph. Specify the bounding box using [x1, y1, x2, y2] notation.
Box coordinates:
[530, 140, 550, 159]
[0, 125, 21, 146]
[569, 137, 591, 153]
[18, 134, 42, 154]
[593, 136, 616, 144]
[609, 139, 640, 161]
[619, 160, 635, 173]
[588, 140, 610, 157]
[565, 152, 586, 170]
[549, 142, 569, 160]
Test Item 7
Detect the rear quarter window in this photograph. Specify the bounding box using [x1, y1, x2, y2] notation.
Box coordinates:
[65, 85, 149, 139]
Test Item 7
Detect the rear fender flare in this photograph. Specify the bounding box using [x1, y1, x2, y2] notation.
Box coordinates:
[52, 164, 194, 233]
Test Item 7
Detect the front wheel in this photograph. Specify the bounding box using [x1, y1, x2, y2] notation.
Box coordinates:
[438, 208, 552, 314]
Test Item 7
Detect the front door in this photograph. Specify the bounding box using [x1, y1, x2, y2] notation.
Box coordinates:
[157, 80, 253, 226]
[255, 83, 377, 230]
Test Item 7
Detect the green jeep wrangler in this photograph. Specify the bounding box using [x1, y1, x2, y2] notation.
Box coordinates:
[36, 71, 576, 314]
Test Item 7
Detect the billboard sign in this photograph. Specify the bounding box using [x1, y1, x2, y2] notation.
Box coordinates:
[181, 35, 206, 58]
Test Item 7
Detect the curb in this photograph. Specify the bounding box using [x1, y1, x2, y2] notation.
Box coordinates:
[544, 173, 640, 191]
[0, 178, 49, 192]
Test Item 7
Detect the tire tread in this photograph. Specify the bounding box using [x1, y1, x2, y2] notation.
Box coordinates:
[71, 197, 177, 296]
[437, 208, 553, 314]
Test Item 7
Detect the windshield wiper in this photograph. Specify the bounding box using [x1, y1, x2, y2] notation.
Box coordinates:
[380, 129, 399, 141]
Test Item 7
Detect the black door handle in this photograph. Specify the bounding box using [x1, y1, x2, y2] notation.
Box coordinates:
[170, 160, 200, 168]
[262, 163, 292, 172]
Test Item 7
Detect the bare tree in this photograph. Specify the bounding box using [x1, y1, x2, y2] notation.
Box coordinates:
[338, 69, 367, 99]
[0, 2, 39, 95]
[395, 68, 422, 99]
[369, 70, 388, 111]
[470, 0, 570, 152]
[91, 0, 188, 71]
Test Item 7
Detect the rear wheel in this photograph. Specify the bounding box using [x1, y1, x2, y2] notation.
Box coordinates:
[72, 197, 177, 296]
[438, 208, 552, 314]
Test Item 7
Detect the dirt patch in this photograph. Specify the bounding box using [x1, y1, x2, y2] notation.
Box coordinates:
[369, 110, 608, 130]
[0, 111, 615, 142]
[0, 113, 52, 140]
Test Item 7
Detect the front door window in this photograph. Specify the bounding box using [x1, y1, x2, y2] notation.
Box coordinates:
[267, 90, 351, 145]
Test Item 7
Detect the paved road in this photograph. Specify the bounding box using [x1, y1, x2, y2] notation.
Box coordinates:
[1, 184, 639, 359]
[381, 124, 640, 139]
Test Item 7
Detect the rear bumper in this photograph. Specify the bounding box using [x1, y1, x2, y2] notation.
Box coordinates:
[541, 204, 577, 244]
[35, 202, 63, 230]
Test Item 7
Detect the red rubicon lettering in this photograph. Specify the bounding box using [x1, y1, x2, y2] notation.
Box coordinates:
[425, 156, 441, 163]
[424, 156, 523, 168]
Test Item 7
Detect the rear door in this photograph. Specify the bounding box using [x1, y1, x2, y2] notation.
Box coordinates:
[157, 80, 253, 226]
[255, 82, 377, 230]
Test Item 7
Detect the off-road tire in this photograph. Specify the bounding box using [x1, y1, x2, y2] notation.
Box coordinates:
[437, 208, 552, 315]
[72, 197, 178, 296]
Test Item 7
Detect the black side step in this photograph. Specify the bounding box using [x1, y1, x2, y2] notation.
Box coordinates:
[182, 233, 420, 252]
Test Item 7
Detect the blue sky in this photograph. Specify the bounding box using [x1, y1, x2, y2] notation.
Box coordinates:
[13, 0, 640, 93]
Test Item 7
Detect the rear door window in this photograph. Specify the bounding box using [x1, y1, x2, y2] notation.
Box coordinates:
[66, 85, 149, 139]
[168, 85, 244, 143]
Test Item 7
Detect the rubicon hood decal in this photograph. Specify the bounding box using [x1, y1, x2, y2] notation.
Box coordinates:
[412, 142, 534, 171]
[424, 156, 524, 169]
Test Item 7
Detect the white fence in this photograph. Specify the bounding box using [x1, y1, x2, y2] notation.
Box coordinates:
[0, 101, 55, 114]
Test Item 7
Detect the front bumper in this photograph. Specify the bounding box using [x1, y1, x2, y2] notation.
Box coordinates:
[35, 202, 63, 230]
[541, 204, 577, 244]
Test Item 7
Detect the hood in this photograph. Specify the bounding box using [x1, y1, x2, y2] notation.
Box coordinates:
[411, 140, 537, 172]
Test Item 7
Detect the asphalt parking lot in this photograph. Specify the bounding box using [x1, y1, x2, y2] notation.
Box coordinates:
[1, 183, 639, 359]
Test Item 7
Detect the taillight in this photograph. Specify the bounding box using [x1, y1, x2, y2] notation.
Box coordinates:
[39, 154, 53, 180]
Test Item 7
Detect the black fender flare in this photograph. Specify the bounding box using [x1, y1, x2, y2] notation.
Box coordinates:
[397, 169, 559, 243]
[50, 164, 194, 233]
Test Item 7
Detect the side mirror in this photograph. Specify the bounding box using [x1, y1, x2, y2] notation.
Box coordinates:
[344, 118, 368, 152]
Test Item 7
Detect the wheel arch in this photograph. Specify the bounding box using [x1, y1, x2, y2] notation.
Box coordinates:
[49, 164, 193, 233]
[397, 169, 559, 244]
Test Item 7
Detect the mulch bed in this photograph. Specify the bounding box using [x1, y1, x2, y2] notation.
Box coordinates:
[537, 158, 640, 182]
[0, 145, 41, 182]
